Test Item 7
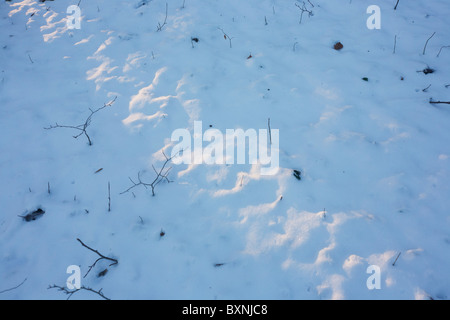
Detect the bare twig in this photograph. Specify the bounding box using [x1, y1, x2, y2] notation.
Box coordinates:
[48, 284, 110, 300]
[0, 278, 27, 294]
[394, 0, 400, 10]
[218, 28, 233, 48]
[392, 252, 401, 266]
[28, 54, 34, 64]
[422, 84, 431, 92]
[393, 35, 397, 54]
[121, 151, 173, 196]
[295, 2, 313, 24]
[423, 32, 436, 55]
[48, 182, 51, 194]
[76, 238, 118, 278]
[156, 3, 168, 32]
[108, 182, 111, 212]
[436, 45, 450, 57]
[430, 98, 450, 105]
[268, 118, 272, 145]
[44, 96, 117, 146]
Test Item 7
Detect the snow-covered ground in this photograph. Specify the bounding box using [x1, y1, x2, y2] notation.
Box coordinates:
[1, 0, 449, 300]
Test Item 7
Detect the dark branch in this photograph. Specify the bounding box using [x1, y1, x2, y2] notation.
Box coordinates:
[77, 238, 118, 278]
[437, 45, 450, 57]
[121, 151, 173, 196]
[0, 278, 27, 294]
[423, 31, 436, 55]
[430, 98, 450, 105]
[44, 96, 117, 146]
[218, 28, 233, 48]
[156, 3, 168, 31]
[48, 284, 110, 300]
[295, 2, 313, 24]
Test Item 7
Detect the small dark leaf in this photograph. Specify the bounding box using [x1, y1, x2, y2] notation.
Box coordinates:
[293, 170, 301, 180]
[333, 42, 343, 50]
[98, 269, 108, 277]
[20, 208, 45, 222]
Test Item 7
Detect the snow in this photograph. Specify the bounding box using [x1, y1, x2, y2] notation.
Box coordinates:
[1, 0, 449, 300]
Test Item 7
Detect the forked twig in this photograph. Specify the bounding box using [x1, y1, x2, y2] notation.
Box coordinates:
[156, 3, 168, 31]
[295, 1, 313, 24]
[121, 151, 173, 196]
[44, 96, 117, 146]
[218, 28, 233, 48]
[77, 238, 118, 278]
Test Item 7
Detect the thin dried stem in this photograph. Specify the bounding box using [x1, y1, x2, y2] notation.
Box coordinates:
[48, 284, 110, 300]
[437, 45, 450, 57]
[423, 32, 436, 55]
[218, 28, 233, 48]
[0, 278, 27, 294]
[430, 98, 450, 105]
[156, 3, 168, 31]
[108, 182, 111, 212]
